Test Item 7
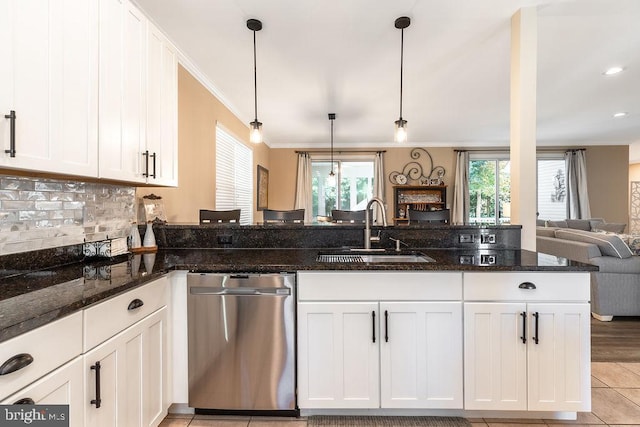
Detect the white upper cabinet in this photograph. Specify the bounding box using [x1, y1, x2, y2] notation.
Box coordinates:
[98, 0, 178, 185]
[0, 0, 98, 177]
[146, 25, 178, 186]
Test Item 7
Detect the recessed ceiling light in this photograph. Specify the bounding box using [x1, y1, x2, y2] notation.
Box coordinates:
[613, 112, 628, 118]
[603, 66, 624, 76]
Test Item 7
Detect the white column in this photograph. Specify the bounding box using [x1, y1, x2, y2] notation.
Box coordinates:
[510, 8, 538, 251]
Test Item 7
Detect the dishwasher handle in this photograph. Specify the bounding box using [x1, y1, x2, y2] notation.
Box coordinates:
[190, 286, 291, 296]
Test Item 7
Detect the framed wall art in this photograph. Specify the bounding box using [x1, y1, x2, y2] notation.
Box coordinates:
[257, 165, 269, 211]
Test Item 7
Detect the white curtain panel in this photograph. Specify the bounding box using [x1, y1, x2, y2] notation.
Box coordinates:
[373, 152, 385, 223]
[565, 150, 591, 219]
[294, 152, 313, 223]
[451, 151, 469, 225]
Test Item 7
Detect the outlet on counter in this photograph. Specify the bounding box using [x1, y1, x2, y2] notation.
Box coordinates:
[459, 234, 475, 243]
[480, 234, 496, 244]
[217, 235, 233, 245]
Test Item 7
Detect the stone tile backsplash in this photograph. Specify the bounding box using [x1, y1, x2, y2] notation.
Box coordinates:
[0, 175, 136, 255]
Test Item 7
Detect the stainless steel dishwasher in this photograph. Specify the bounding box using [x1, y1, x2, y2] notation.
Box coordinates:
[187, 272, 297, 415]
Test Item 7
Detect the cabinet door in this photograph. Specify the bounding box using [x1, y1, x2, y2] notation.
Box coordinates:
[380, 302, 463, 409]
[2, 357, 84, 427]
[98, 0, 147, 183]
[146, 24, 178, 186]
[297, 302, 379, 409]
[527, 303, 591, 412]
[464, 302, 527, 411]
[85, 308, 167, 427]
[0, 0, 98, 177]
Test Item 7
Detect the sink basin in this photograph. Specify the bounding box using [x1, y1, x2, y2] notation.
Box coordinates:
[317, 252, 435, 264]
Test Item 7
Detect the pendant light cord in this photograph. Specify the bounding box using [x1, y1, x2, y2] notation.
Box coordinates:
[399, 27, 404, 120]
[253, 30, 258, 122]
[330, 118, 334, 171]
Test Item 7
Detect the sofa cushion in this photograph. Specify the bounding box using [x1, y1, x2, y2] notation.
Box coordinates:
[555, 229, 634, 259]
[536, 219, 547, 227]
[536, 227, 557, 238]
[566, 219, 591, 231]
[592, 222, 627, 234]
[546, 220, 568, 228]
[589, 218, 605, 229]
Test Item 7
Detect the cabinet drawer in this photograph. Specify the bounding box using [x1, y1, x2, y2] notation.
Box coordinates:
[0, 312, 82, 401]
[298, 271, 462, 301]
[463, 272, 590, 302]
[83, 276, 168, 352]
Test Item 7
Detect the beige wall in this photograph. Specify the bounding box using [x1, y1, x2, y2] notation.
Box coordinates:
[137, 65, 269, 223]
[585, 145, 629, 226]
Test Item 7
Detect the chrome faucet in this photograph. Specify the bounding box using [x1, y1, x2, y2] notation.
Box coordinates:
[364, 197, 388, 250]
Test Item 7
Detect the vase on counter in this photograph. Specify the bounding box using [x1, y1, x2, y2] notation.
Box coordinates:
[129, 223, 142, 249]
[143, 222, 156, 248]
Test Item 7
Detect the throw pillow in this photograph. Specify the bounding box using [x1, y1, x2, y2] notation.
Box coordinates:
[555, 229, 633, 259]
[588, 218, 605, 230]
[593, 222, 627, 234]
[627, 236, 640, 256]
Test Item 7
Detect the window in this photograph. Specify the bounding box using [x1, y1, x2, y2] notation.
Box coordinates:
[537, 155, 566, 221]
[468, 154, 511, 225]
[216, 126, 253, 224]
[311, 158, 374, 221]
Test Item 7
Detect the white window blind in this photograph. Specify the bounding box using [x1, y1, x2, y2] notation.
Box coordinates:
[216, 126, 253, 225]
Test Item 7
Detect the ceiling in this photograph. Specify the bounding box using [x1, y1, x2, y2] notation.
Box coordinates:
[134, 0, 640, 149]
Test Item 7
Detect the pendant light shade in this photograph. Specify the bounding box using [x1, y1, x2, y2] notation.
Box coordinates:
[247, 19, 263, 144]
[328, 113, 336, 186]
[394, 16, 410, 143]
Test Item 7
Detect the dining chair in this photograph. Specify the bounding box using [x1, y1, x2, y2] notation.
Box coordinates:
[407, 208, 450, 224]
[199, 209, 241, 224]
[331, 209, 368, 223]
[262, 209, 305, 223]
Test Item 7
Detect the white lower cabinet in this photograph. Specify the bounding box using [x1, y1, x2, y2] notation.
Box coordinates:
[85, 306, 167, 427]
[297, 271, 463, 410]
[463, 272, 591, 412]
[2, 356, 84, 427]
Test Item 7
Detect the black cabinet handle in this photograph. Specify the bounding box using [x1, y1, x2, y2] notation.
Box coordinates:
[142, 150, 150, 177]
[372, 311, 376, 343]
[0, 353, 33, 375]
[150, 152, 157, 178]
[518, 282, 536, 290]
[14, 398, 35, 405]
[384, 310, 389, 343]
[127, 298, 144, 310]
[90, 361, 102, 408]
[520, 312, 527, 344]
[4, 110, 16, 157]
[533, 312, 539, 344]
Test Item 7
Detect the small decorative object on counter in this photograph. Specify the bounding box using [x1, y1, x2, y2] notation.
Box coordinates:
[129, 223, 142, 250]
[143, 222, 156, 248]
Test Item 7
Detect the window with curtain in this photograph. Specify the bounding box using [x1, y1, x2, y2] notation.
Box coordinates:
[311, 157, 374, 221]
[468, 154, 511, 225]
[216, 126, 253, 225]
[537, 154, 567, 221]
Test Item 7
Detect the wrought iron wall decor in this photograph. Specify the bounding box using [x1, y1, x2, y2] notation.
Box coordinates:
[388, 148, 446, 185]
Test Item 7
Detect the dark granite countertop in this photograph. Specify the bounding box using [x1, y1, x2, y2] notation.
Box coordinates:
[0, 247, 596, 343]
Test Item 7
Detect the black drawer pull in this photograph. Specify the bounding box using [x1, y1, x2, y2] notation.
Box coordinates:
[0, 353, 34, 375]
[518, 282, 536, 290]
[533, 311, 539, 344]
[90, 361, 102, 408]
[372, 311, 376, 343]
[384, 310, 389, 343]
[4, 110, 16, 157]
[142, 150, 150, 177]
[128, 298, 144, 310]
[14, 398, 35, 405]
[520, 312, 527, 344]
[150, 152, 157, 178]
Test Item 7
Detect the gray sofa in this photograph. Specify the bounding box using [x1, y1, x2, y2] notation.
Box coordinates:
[536, 225, 640, 321]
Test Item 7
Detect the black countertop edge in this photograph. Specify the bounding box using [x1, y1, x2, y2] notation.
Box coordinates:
[0, 248, 595, 344]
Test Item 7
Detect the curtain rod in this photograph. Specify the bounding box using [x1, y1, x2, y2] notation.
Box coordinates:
[295, 150, 386, 154]
[454, 147, 586, 152]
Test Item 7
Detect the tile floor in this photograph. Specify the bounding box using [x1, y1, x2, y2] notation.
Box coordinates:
[160, 362, 640, 427]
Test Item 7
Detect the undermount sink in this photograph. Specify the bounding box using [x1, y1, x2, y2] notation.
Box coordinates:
[317, 252, 436, 264]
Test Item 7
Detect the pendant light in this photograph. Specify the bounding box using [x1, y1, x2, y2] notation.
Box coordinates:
[328, 113, 336, 185]
[247, 19, 263, 144]
[394, 16, 410, 143]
